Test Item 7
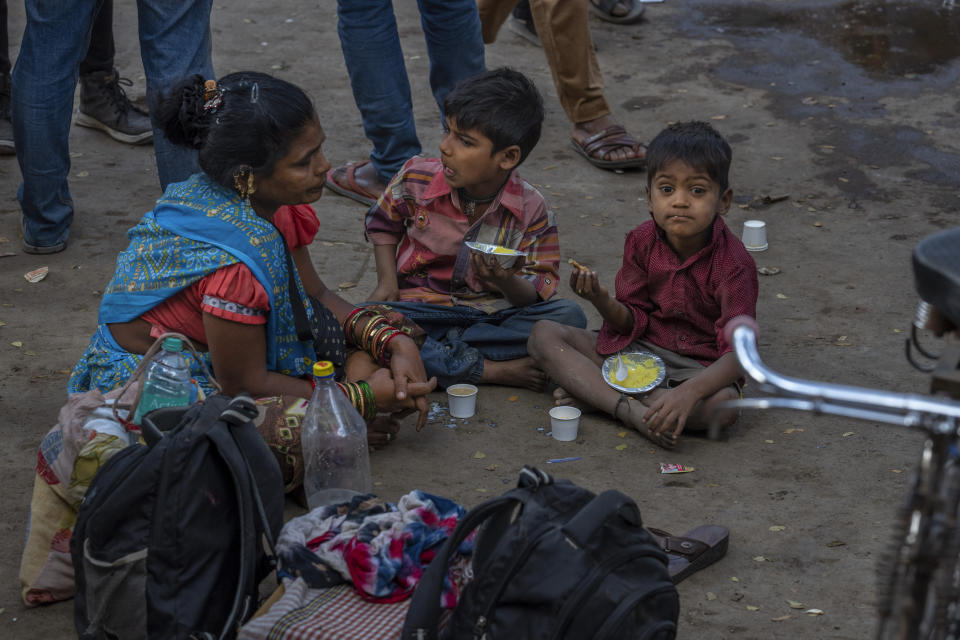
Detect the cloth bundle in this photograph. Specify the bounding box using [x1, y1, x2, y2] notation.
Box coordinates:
[276, 491, 473, 606]
[19, 385, 137, 605]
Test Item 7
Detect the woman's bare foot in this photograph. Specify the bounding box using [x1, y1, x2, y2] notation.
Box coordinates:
[552, 387, 599, 413]
[480, 357, 549, 391]
[615, 396, 678, 449]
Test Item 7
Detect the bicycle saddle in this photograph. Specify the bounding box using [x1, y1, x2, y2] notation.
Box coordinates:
[913, 227, 960, 328]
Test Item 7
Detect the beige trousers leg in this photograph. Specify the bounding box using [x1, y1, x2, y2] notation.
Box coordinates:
[476, 0, 611, 124]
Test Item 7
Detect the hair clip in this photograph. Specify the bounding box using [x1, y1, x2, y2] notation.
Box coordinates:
[202, 79, 223, 112]
[250, 82, 259, 105]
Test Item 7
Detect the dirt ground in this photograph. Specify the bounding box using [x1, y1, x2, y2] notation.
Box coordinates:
[2, 0, 959, 638]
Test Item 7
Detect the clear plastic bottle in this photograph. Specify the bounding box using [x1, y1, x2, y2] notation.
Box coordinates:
[301, 361, 372, 510]
[132, 337, 193, 428]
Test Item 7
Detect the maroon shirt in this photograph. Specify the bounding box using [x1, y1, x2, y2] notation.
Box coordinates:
[597, 215, 758, 364]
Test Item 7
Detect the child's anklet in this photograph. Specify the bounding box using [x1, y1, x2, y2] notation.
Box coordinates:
[613, 393, 631, 420]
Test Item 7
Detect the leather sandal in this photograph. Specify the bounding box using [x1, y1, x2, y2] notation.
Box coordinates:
[590, 0, 646, 25]
[648, 525, 730, 584]
[570, 124, 646, 170]
[324, 160, 383, 207]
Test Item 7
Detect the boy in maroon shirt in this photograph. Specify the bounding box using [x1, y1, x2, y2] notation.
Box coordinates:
[528, 121, 758, 448]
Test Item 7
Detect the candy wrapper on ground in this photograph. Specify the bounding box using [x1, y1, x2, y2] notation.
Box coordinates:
[660, 462, 694, 474]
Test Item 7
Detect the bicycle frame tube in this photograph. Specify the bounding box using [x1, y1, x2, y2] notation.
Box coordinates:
[728, 324, 960, 430]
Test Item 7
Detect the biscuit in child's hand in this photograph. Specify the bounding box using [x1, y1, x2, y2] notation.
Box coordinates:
[568, 258, 588, 271]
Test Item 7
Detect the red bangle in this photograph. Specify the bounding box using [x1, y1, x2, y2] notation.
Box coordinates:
[344, 307, 364, 328]
[380, 330, 404, 366]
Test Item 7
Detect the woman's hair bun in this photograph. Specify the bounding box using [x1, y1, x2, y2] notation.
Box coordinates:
[154, 74, 214, 150]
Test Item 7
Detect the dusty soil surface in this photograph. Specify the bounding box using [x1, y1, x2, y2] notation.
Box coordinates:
[2, 1, 959, 638]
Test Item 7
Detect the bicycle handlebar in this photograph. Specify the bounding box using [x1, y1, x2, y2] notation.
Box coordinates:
[724, 315, 960, 432]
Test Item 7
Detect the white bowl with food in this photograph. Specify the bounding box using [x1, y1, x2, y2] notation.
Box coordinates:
[601, 351, 666, 394]
[465, 241, 527, 269]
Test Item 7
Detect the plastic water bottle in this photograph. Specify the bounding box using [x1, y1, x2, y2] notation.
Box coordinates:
[132, 337, 192, 428]
[301, 361, 372, 510]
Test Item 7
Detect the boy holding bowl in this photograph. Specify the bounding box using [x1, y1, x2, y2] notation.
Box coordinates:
[364, 68, 585, 390]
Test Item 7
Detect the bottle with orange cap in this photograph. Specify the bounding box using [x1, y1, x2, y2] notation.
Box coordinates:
[301, 361, 372, 510]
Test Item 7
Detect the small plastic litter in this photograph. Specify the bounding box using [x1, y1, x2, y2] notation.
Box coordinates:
[546, 456, 581, 464]
[24, 266, 48, 283]
[660, 462, 694, 474]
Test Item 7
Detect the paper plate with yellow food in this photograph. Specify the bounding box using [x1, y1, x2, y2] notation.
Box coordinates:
[601, 351, 666, 394]
[464, 241, 527, 268]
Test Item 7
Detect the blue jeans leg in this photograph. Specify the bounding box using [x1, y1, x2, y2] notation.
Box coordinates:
[13, 0, 100, 248]
[417, 0, 486, 117]
[362, 301, 486, 387]
[364, 299, 587, 387]
[13, 0, 214, 249]
[137, 0, 214, 189]
[336, 0, 420, 183]
[460, 299, 588, 361]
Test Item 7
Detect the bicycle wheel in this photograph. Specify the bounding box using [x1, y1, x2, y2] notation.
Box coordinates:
[876, 434, 960, 640]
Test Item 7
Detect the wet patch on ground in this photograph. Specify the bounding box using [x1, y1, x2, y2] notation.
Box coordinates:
[677, 0, 960, 192]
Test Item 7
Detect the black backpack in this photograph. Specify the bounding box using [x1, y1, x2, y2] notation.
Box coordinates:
[403, 467, 679, 640]
[71, 394, 283, 640]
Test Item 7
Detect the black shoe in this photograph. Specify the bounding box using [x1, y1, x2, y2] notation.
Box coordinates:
[77, 69, 153, 145]
[0, 73, 14, 155]
[508, 0, 541, 47]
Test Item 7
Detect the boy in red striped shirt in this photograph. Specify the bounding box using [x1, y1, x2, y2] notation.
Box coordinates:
[529, 122, 758, 448]
[364, 68, 586, 390]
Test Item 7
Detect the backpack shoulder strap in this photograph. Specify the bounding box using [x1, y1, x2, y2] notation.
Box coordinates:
[203, 396, 265, 640]
[403, 465, 554, 640]
[402, 493, 524, 640]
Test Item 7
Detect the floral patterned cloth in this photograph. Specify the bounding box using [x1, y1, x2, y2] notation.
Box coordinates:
[276, 492, 473, 605]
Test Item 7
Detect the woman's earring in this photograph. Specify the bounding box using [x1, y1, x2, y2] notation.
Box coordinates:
[233, 168, 255, 199]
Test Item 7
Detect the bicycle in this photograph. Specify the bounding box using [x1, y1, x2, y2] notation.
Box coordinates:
[721, 226, 960, 640]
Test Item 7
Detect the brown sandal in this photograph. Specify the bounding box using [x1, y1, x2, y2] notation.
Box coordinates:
[648, 525, 730, 584]
[570, 124, 646, 170]
[324, 160, 383, 206]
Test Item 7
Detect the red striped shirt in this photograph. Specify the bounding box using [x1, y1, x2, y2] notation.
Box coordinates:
[365, 156, 560, 311]
[597, 216, 758, 364]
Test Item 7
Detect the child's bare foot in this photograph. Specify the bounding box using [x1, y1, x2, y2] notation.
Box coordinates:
[615, 396, 678, 449]
[552, 387, 599, 413]
[480, 357, 549, 391]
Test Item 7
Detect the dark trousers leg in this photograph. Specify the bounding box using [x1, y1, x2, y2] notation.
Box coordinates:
[79, 0, 114, 75]
[0, 0, 10, 77]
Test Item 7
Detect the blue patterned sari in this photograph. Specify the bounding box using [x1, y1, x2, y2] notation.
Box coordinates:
[69, 173, 316, 394]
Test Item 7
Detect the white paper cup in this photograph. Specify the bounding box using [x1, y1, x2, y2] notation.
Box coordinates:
[549, 406, 581, 441]
[447, 384, 478, 418]
[742, 220, 768, 252]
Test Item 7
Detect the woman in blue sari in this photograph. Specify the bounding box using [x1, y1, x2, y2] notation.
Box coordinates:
[69, 71, 436, 433]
